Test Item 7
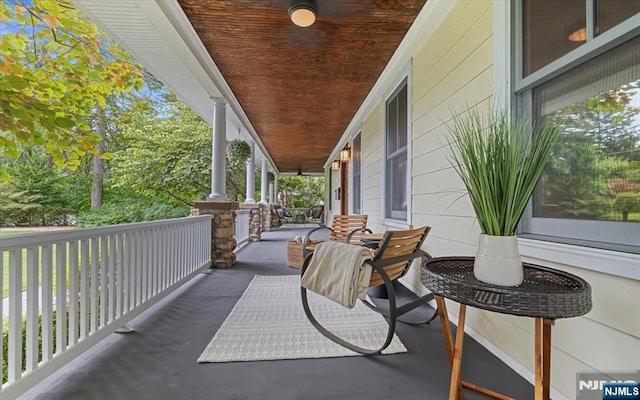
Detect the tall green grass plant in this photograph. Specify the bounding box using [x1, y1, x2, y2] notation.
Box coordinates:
[447, 107, 560, 236]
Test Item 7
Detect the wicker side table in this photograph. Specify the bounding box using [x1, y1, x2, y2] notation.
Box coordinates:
[421, 256, 592, 400]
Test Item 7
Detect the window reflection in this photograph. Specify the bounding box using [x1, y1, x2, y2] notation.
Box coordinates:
[533, 37, 640, 223]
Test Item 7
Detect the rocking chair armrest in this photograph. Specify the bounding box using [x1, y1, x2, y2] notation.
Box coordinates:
[302, 225, 330, 249]
[368, 249, 430, 268]
[346, 227, 373, 244]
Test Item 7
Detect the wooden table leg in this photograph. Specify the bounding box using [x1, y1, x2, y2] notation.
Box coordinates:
[449, 304, 467, 400]
[435, 296, 515, 400]
[535, 318, 552, 400]
[436, 296, 464, 400]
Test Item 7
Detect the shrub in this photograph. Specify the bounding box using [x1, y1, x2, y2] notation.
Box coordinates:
[77, 201, 189, 227]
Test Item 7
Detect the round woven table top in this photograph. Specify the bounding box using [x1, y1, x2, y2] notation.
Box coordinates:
[421, 256, 592, 319]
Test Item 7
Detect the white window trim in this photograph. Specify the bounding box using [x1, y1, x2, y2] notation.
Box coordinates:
[382, 61, 412, 228]
[519, 239, 640, 281]
[494, 0, 639, 280]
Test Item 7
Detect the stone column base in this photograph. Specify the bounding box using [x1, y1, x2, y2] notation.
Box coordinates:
[240, 203, 262, 242]
[193, 200, 239, 268]
[260, 203, 273, 232]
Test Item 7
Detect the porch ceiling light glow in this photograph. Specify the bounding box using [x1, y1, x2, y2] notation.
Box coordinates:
[289, 0, 317, 27]
[331, 160, 341, 170]
[568, 27, 586, 42]
[340, 147, 351, 162]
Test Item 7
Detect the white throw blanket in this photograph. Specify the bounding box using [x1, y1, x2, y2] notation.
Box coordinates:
[301, 241, 373, 309]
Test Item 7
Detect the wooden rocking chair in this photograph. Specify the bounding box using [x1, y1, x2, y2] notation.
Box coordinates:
[301, 214, 371, 260]
[300, 225, 435, 355]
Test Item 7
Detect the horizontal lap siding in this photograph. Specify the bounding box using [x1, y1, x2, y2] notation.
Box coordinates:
[361, 105, 386, 233]
[356, 2, 639, 398]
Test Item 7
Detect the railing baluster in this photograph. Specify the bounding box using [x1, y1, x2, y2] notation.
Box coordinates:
[8, 249, 23, 383]
[56, 242, 68, 354]
[141, 231, 148, 302]
[151, 229, 158, 296]
[80, 239, 90, 340]
[90, 237, 99, 333]
[41, 245, 53, 362]
[135, 232, 142, 307]
[100, 236, 108, 328]
[26, 247, 39, 372]
[109, 235, 117, 322]
[69, 241, 79, 346]
[116, 233, 124, 317]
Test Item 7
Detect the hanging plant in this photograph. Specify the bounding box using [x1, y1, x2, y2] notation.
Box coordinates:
[227, 139, 251, 164]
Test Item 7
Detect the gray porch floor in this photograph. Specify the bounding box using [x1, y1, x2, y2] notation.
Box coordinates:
[23, 227, 534, 400]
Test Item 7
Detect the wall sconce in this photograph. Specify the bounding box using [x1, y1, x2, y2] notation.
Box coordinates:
[331, 160, 341, 170]
[289, 0, 317, 28]
[339, 147, 351, 162]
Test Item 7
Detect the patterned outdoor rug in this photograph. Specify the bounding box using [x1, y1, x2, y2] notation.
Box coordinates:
[197, 274, 406, 363]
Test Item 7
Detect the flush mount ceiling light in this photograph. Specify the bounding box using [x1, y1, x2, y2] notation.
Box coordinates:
[289, 0, 317, 28]
[568, 27, 587, 42]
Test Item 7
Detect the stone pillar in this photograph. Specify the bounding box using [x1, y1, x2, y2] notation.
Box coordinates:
[261, 203, 273, 232]
[193, 201, 238, 268]
[260, 159, 268, 203]
[273, 174, 279, 205]
[209, 97, 228, 200]
[245, 141, 256, 204]
[240, 203, 262, 242]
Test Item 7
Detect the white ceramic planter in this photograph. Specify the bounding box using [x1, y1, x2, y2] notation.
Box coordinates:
[474, 234, 524, 286]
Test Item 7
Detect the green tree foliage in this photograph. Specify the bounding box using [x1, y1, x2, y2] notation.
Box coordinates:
[278, 176, 324, 208]
[0, 147, 88, 225]
[0, 181, 41, 226]
[0, 0, 144, 180]
[109, 99, 211, 206]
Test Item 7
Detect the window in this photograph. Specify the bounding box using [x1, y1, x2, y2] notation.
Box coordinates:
[352, 133, 362, 214]
[517, 1, 640, 252]
[385, 79, 408, 221]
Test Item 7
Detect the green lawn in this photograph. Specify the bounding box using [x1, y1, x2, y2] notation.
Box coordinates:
[0, 231, 32, 237]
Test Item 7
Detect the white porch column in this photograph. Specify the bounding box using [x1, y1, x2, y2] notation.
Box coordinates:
[273, 174, 279, 205]
[260, 159, 268, 203]
[245, 141, 256, 203]
[269, 182, 274, 204]
[208, 97, 228, 201]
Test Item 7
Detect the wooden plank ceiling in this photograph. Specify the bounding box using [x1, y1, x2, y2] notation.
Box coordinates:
[178, 0, 426, 174]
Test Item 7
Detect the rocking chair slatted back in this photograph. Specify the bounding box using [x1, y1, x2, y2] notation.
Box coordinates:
[328, 214, 369, 244]
[369, 225, 431, 287]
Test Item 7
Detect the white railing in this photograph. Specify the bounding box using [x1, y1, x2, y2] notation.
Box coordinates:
[235, 209, 250, 249]
[0, 215, 212, 399]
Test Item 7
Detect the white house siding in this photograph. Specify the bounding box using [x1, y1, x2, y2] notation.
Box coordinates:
[355, 1, 640, 399]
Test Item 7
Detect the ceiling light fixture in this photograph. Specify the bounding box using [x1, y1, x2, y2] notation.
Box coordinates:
[289, 0, 317, 28]
[568, 27, 587, 42]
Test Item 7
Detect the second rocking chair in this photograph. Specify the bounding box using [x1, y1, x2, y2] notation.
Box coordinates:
[300, 225, 435, 355]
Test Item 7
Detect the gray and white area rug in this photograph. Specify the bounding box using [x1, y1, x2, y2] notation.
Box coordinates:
[197, 274, 406, 363]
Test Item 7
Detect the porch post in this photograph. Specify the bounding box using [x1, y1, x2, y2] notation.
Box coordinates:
[269, 182, 274, 204]
[245, 141, 256, 204]
[260, 159, 268, 203]
[273, 173, 279, 205]
[209, 97, 228, 201]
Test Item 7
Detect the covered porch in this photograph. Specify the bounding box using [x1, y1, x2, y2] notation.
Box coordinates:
[21, 226, 533, 400]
